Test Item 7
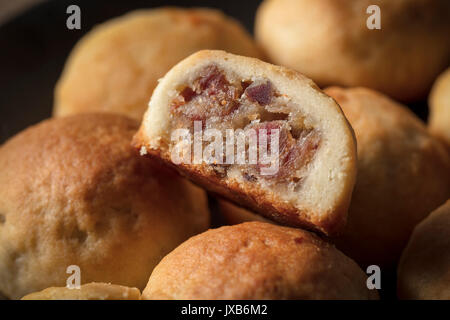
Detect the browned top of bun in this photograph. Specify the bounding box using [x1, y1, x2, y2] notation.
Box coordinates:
[143, 222, 378, 300]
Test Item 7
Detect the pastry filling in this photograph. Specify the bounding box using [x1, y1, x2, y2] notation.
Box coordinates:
[169, 64, 321, 191]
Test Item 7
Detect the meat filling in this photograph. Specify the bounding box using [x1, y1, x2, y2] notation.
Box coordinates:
[171, 65, 241, 120]
[170, 64, 321, 186]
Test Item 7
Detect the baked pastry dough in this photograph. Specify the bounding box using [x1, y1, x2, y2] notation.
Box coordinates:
[397, 200, 450, 300]
[0, 114, 209, 299]
[54, 8, 263, 120]
[134, 50, 357, 235]
[429, 68, 450, 146]
[21, 283, 141, 300]
[325, 87, 450, 267]
[255, 0, 450, 102]
[142, 222, 378, 300]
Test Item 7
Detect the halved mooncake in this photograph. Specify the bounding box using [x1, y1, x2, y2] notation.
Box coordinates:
[133, 50, 356, 235]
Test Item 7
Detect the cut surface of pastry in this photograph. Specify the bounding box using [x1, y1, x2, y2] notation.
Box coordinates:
[142, 222, 378, 300]
[21, 283, 141, 300]
[134, 50, 357, 235]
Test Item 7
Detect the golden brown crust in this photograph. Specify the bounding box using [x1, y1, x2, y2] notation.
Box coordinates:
[325, 87, 450, 267]
[54, 7, 264, 120]
[0, 114, 209, 299]
[21, 283, 141, 300]
[143, 222, 378, 300]
[256, 0, 450, 102]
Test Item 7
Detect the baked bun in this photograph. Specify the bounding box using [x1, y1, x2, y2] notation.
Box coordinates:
[256, 0, 450, 102]
[133, 50, 357, 236]
[143, 222, 378, 300]
[22, 283, 141, 300]
[216, 199, 272, 225]
[0, 113, 209, 299]
[325, 87, 450, 267]
[54, 8, 263, 120]
[429, 68, 450, 146]
[397, 200, 450, 300]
